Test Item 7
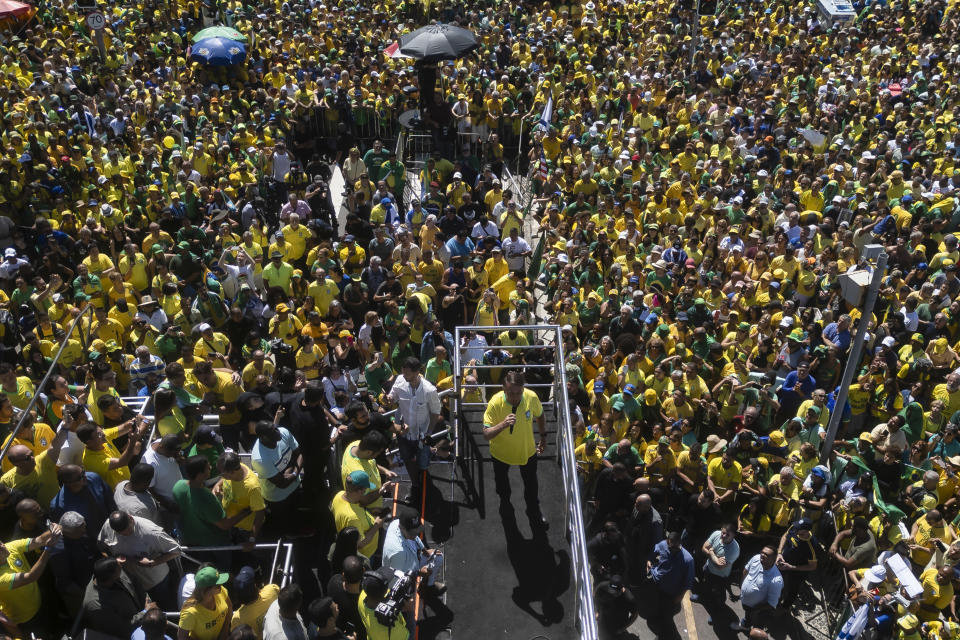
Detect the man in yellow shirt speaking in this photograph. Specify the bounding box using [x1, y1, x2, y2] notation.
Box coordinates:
[483, 370, 548, 529]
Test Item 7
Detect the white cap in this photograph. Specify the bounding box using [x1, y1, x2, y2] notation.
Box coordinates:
[780, 317, 795, 327]
[453, 172, 462, 179]
[198, 322, 212, 332]
[881, 336, 896, 348]
[3, 248, 15, 258]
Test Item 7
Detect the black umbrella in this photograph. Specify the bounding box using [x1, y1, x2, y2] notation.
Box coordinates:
[398, 23, 479, 61]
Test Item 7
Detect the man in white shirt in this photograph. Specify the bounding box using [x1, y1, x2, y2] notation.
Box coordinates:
[387, 357, 442, 505]
[736, 546, 783, 631]
[271, 141, 292, 183]
[251, 422, 301, 536]
[501, 227, 531, 272]
[141, 435, 184, 506]
[98, 510, 181, 610]
[263, 584, 309, 640]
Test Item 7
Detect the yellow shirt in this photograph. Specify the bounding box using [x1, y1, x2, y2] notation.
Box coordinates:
[221, 465, 266, 531]
[331, 491, 380, 558]
[0, 539, 40, 623]
[359, 589, 405, 640]
[194, 332, 230, 360]
[280, 224, 313, 261]
[231, 584, 280, 638]
[192, 371, 241, 426]
[157, 406, 188, 437]
[483, 389, 544, 466]
[0, 449, 59, 509]
[241, 361, 275, 389]
[82, 427, 129, 489]
[4, 376, 36, 411]
[340, 446, 383, 509]
[911, 517, 952, 566]
[707, 457, 743, 492]
[308, 278, 340, 315]
[0, 423, 56, 473]
[179, 589, 231, 640]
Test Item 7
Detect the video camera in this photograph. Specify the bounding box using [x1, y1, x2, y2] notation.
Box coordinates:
[374, 569, 417, 626]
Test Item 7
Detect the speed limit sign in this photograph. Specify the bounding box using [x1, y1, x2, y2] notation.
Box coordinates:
[85, 12, 105, 30]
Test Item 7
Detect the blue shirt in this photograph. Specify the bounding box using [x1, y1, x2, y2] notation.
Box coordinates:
[782, 370, 816, 397]
[49, 471, 115, 529]
[822, 322, 851, 351]
[445, 236, 475, 258]
[649, 540, 695, 596]
[740, 554, 783, 608]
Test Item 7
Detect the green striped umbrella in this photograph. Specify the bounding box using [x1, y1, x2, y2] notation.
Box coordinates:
[192, 26, 247, 43]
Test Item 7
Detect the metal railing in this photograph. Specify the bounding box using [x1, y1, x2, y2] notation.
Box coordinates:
[452, 324, 598, 640]
[0, 304, 96, 469]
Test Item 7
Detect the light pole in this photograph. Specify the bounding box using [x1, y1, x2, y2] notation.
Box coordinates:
[819, 251, 888, 465]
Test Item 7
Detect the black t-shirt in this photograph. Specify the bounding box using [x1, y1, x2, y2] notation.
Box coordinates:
[283, 392, 332, 461]
[326, 575, 364, 639]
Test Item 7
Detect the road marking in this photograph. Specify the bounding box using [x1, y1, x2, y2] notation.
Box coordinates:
[683, 592, 699, 640]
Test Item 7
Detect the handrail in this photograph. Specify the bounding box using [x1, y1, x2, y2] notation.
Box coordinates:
[551, 325, 599, 640]
[452, 324, 598, 640]
[0, 304, 96, 470]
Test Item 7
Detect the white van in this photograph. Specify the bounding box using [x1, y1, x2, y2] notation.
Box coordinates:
[816, 0, 857, 28]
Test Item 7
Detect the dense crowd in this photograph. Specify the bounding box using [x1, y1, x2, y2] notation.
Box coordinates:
[2, 0, 960, 636]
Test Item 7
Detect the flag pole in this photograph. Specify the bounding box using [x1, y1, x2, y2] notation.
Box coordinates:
[516, 76, 546, 179]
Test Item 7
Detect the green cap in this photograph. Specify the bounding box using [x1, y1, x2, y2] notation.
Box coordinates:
[177, 241, 191, 250]
[194, 566, 229, 589]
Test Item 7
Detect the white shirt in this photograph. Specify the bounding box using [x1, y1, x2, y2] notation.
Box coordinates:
[740, 554, 783, 608]
[501, 236, 531, 271]
[142, 443, 183, 500]
[272, 151, 292, 182]
[263, 600, 308, 640]
[251, 427, 301, 502]
[388, 375, 441, 441]
[98, 516, 179, 590]
[135, 308, 168, 332]
[57, 430, 84, 467]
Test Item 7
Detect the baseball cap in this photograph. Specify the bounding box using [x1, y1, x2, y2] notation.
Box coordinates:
[623, 384, 636, 396]
[233, 566, 257, 602]
[882, 336, 896, 348]
[644, 389, 657, 406]
[3, 248, 15, 258]
[346, 469, 374, 489]
[194, 566, 229, 589]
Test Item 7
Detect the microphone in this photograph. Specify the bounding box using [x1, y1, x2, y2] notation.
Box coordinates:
[510, 404, 518, 434]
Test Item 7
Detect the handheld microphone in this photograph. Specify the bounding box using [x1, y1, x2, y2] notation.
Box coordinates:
[510, 404, 518, 434]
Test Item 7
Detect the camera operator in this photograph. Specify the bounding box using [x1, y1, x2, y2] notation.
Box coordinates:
[359, 569, 407, 640]
[383, 508, 444, 598]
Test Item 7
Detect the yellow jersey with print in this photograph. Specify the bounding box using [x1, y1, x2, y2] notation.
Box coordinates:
[178, 589, 231, 640]
[484, 389, 543, 466]
[0, 538, 40, 623]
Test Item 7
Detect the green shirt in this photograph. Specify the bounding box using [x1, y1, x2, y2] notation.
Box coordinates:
[364, 362, 394, 396]
[424, 358, 452, 386]
[171, 479, 230, 545]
